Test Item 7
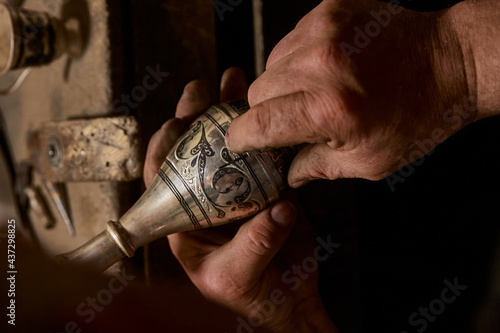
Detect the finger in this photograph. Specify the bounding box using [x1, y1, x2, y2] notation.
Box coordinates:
[264, 1, 332, 70]
[287, 144, 344, 187]
[143, 118, 186, 187]
[247, 52, 302, 107]
[175, 80, 211, 122]
[144, 79, 212, 186]
[248, 42, 350, 108]
[287, 143, 394, 187]
[220, 67, 248, 102]
[224, 200, 296, 284]
[265, 30, 299, 70]
[225, 92, 331, 152]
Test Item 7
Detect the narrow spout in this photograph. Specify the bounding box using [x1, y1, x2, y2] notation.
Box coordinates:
[56, 222, 129, 272]
[56, 166, 202, 271]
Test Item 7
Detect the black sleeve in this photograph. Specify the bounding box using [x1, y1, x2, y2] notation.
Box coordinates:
[377, 0, 463, 12]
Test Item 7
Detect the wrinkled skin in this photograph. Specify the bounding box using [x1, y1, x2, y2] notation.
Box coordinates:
[144, 68, 337, 332]
[225, 0, 477, 187]
[143, 0, 500, 330]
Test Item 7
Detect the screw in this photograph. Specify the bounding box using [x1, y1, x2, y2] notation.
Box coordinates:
[47, 136, 62, 167]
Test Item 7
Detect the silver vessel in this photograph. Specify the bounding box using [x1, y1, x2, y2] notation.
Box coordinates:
[59, 101, 295, 271]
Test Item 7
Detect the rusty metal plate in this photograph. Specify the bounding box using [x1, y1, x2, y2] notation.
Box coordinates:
[35, 116, 143, 182]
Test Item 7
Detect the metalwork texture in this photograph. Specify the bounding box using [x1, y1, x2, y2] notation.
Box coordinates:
[60, 101, 296, 271]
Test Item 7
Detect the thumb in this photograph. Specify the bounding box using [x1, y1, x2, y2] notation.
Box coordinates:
[228, 200, 296, 284]
[288, 143, 391, 187]
[287, 144, 347, 187]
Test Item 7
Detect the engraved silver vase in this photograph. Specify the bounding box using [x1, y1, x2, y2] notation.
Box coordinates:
[59, 101, 295, 271]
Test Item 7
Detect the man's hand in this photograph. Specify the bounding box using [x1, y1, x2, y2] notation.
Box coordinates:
[225, 0, 499, 187]
[143, 68, 337, 333]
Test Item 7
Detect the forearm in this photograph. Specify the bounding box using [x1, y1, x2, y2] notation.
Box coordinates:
[447, 0, 500, 119]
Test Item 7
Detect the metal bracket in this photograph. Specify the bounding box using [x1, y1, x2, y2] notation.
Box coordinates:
[32, 116, 143, 182]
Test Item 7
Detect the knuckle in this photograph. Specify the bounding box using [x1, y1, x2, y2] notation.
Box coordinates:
[248, 104, 272, 147]
[294, 14, 309, 29]
[308, 42, 340, 73]
[295, 4, 334, 33]
[247, 81, 260, 107]
[282, 91, 318, 143]
[266, 48, 280, 70]
[307, 93, 342, 142]
[265, 33, 292, 70]
[310, 89, 364, 150]
[243, 222, 276, 257]
[307, 12, 334, 36]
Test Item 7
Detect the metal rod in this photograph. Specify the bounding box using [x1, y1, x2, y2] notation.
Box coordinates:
[252, 0, 265, 77]
[43, 180, 75, 236]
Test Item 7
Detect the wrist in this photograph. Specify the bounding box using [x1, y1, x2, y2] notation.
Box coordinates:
[446, 0, 500, 119]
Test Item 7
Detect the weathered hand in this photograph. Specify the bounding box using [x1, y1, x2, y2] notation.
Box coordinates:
[143, 68, 337, 332]
[225, 0, 489, 187]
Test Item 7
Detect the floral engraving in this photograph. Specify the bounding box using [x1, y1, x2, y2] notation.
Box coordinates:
[174, 120, 255, 219]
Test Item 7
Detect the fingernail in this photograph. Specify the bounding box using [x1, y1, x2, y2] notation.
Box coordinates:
[271, 201, 296, 227]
